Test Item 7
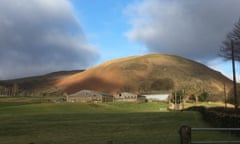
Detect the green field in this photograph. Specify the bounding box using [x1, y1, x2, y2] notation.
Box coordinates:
[0, 99, 238, 144]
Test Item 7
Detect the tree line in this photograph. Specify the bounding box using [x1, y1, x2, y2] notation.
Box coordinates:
[0, 83, 38, 97]
[0, 83, 19, 96]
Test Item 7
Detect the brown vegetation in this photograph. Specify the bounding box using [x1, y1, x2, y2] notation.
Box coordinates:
[0, 54, 232, 101]
[56, 54, 232, 101]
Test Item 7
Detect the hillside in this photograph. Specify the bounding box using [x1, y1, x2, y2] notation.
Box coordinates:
[56, 54, 232, 101]
[0, 54, 232, 101]
[0, 70, 84, 96]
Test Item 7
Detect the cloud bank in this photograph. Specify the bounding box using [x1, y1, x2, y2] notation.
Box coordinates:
[0, 0, 99, 79]
[125, 0, 240, 63]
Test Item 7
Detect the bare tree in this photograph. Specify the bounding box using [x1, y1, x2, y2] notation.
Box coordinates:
[0, 85, 4, 95]
[12, 83, 19, 96]
[220, 18, 240, 60]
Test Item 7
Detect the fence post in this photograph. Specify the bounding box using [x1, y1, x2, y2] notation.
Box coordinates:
[179, 125, 191, 144]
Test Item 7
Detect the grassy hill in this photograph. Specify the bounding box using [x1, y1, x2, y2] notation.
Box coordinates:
[56, 54, 232, 101]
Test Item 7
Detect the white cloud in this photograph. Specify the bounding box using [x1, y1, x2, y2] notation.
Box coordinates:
[125, 0, 240, 62]
[0, 0, 100, 79]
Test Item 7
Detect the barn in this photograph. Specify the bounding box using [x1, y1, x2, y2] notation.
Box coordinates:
[114, 92, 138, 102]
[114, 92, 146, 102]
[140, 91, 170, 102]
[67, 90, 113, 103]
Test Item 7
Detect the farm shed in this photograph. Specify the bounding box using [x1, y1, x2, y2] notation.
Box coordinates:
[67, 90, 113, 103]
[114, 92, 145, 102]
[141, 91, 170, 102]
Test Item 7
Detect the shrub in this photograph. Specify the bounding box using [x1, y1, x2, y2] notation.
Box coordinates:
[185, 106, 240, 128]
[228, 84, 240, 105]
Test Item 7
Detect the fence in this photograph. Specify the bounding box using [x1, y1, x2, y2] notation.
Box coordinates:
[179, 125, 240, 144]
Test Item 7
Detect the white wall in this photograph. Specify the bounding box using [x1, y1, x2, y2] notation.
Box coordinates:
[142, 94, 169, 101]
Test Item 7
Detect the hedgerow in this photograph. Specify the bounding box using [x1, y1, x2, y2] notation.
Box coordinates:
[185, 106, 240, 128]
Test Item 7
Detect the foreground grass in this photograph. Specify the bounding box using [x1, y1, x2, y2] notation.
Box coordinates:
[0, 101, 238, 144]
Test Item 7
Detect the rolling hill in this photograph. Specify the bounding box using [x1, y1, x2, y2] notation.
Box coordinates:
[56, 54, 232, 101]
[0, 70, 84, 96]
[0, 53, 232, 101]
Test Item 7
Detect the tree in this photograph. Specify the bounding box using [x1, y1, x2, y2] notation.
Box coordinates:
[189, 94, 196, 101]
[228, 84, 240, 105]
[0, 85, 4, 95]
[189, 94, 198, 103]
[171, 90, 184, 104]
[138, 82, 150, 93]
[220, 18, 240, 61]
[150, 78, 174, 90]
[120, 85, 132, 92]
[198, 92, 209, 102]
[12, 83, 19, 96]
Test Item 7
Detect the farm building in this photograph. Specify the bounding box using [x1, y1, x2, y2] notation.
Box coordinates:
[140, 91, 171, 102]
[67, 90, 113, 103]
[114, 92, 146, 102]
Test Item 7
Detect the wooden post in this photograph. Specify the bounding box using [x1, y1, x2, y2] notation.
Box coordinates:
[231, 40, 238, 109]
[175, 92, 177, 111]
[224, 82, 227, 109]
[179, 125, 191, 144]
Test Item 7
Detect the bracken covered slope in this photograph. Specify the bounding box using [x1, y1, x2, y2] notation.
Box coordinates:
[56, 54, 232, 100]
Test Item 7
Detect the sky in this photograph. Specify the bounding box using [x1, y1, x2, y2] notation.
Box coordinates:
[0, 0, 240, 80]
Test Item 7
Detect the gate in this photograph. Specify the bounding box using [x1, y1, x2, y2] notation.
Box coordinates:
[179, 125, 240, 144]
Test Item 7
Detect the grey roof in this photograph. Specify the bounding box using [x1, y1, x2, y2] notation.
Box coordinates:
[69, 90, 112, 97]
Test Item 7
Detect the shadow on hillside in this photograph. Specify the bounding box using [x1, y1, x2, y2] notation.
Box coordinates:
[65, 76, 122, 94]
